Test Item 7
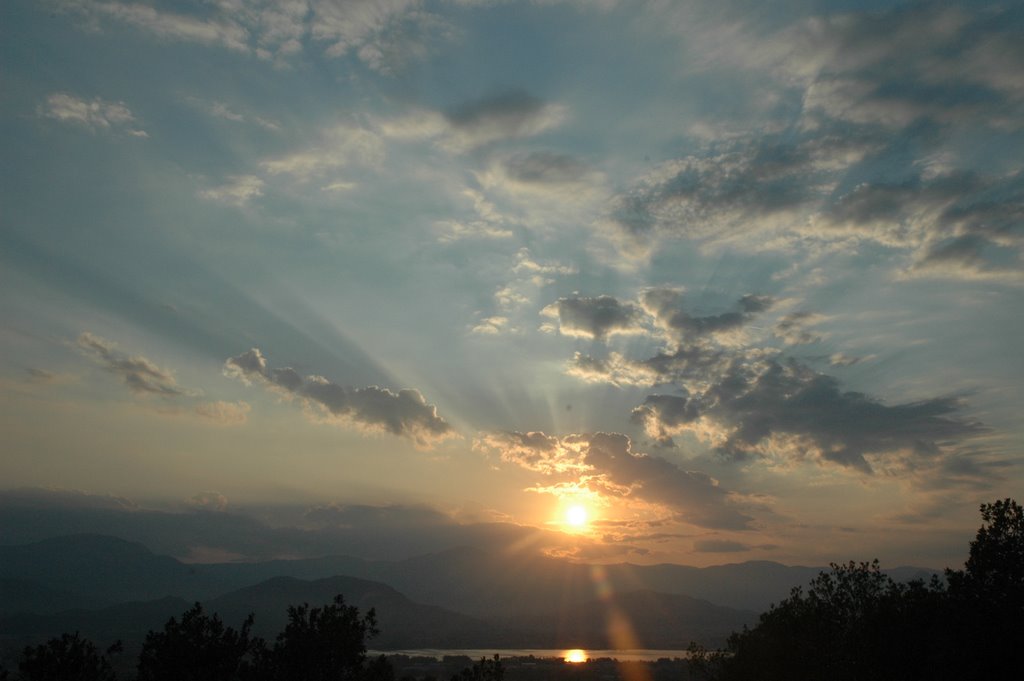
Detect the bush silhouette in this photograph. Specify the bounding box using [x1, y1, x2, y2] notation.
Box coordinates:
[18, 633, 121, 681]
[136, 603, 262, 681]
[714, 498, 1024, 681]
[260, 594, 380, 681]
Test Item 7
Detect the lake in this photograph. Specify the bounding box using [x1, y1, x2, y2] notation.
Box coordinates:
[373, 649, 692, 662]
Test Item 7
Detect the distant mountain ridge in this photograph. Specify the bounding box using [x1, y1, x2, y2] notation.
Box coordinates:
[0, 534, 938, 651]
[0, 535, 940, 614]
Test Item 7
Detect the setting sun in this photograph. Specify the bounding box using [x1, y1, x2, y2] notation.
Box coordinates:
[564, 649, 588, 663]
[565, 504, 588, 528]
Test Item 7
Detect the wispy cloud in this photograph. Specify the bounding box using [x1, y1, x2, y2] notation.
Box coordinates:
[59, 0, 453, 70]
[198, 175, 265, 207]
[40, 92, 147, 136]
[260, 124, 384, 181]
[77, 332, 185, 397]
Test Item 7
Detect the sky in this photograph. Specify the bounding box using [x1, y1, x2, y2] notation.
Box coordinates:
[1, 0, 1022, 569]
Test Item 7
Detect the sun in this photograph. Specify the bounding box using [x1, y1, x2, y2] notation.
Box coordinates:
[565, 504, 588, 528]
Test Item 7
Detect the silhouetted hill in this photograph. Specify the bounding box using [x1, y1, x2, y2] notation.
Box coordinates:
[0, 535, 197, 605]
[0, 578, 95, 616]
[274, 547, 938, 615]
[0, 596, 190, 646]
[0, 534, 940, 638]
[204, 575, 506, 648]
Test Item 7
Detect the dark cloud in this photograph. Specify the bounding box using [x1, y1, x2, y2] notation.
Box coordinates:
[919, 234, 990, 267]
[438, 90, 566, 150]
[641, 288, 773, 342]
[541, 294, 646, 340]
[502, 151, 590, 185]
[603, 4, 1024, 277]
[224, 347, 455, 447]
[632, 357, 985, 472]
[773, 311, 824, 345]
[790, 3, 1024, 130]
[476, 431, 753, 530]
[445, 90, 544, 130]
[77, 331, 185, 397]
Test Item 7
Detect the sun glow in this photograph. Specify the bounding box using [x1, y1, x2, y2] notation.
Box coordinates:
[564, 649, 588, 663]
[565, 504, 588, 528]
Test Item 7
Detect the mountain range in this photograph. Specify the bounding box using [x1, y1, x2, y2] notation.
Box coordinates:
[0, 534, 939, 653]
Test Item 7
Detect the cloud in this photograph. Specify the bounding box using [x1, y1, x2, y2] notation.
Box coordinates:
[40, 92, 147, 136]
[605, 133, 863, 244]
[631, 357, 985, 472]
[773, 311, 825, 345]
[474, 430, 587, 475]
[692, 538, 777, 553]
[470, 315, 511, 336]
[77, 332, 185, 397]
[540, 294, 646, 340]
[600, 3, 1024, 277]
[565, 351, 661, 387]
[65, 0, 250, 52]
[477, 151, 606, 205]
[829, 353, 867, 367]
[224, 347, 455, 447]
[187, 98, 280, 130]
[538, 290, 988, 478]
[380, 90, 567, 152]
[260, 124, 384, 180]
[0, 490, 617, 562]
[23, 368, 76, 385]
[607, 130, 1024, 277]
[641, 288, 773, 344]
[779, 3, 1024, 131]
[434, 188, 515, 243]
[476, 430, 753, 530]
[193, 400, 251, 426]
[187, 491, 229, 511]
[59, 0, 451, 70]
[198, 175, 264, 207]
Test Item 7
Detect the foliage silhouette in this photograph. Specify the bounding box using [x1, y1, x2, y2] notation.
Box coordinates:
[707, 498, 1024, 681]
[943, 498, 1024, 679]
[450, 655, 503, 681]
[260, 594, 379, 681]
[136, 603, 262, 681]
[18, 633, 121, 681]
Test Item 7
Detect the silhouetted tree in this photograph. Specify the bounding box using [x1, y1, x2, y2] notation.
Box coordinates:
[717, 560, 957, 680]
[944, 498, 1024, 679]
[136, 603, 263, 681]
[18, 633, 121, 681]
[715, 498, 1024, 681]
[364, 654, 396, 681]
[450, 655, 503, 681]
[262, 594, 382, 681]
[947, 498, 1024, 600]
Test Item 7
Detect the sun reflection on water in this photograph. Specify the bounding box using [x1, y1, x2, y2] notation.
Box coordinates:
[564, 649, 588, 663]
